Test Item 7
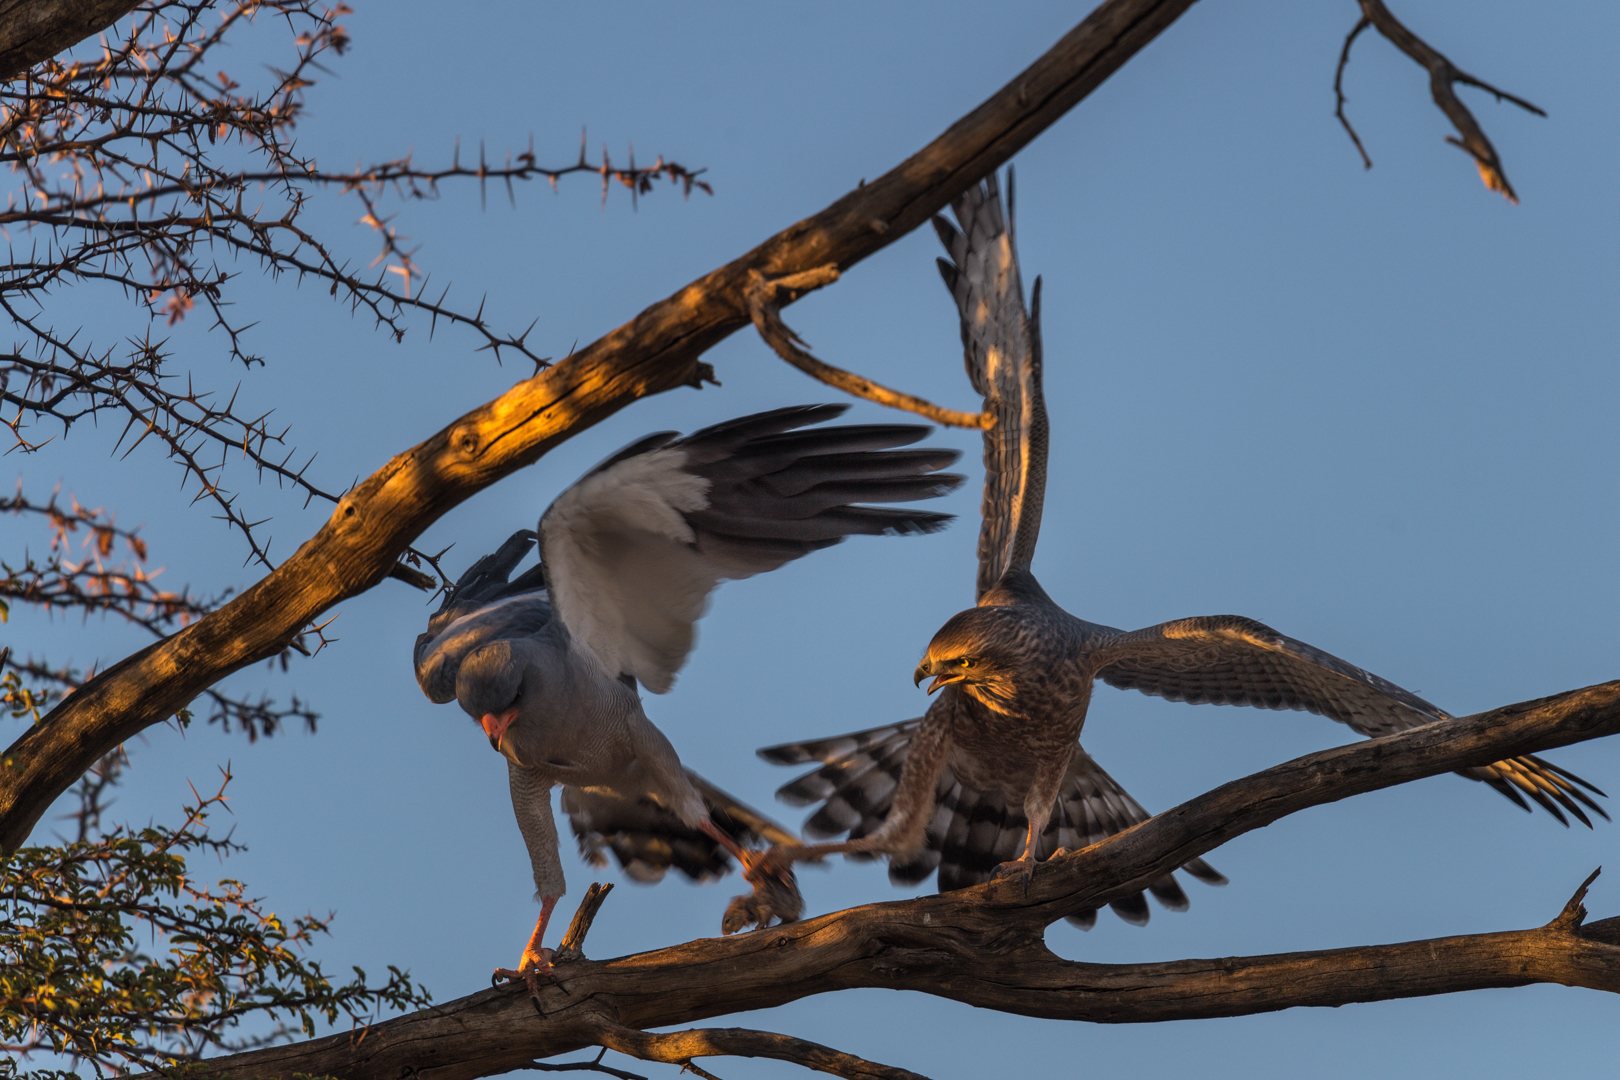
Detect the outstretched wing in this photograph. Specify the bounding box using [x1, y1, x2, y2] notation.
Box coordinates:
[413, 529, 552, 703]
[1093, 614, 1608, 825]
[933, 171, 1047, 601]
[759, 719, 1222, 927]
[561, 767, 800, 884]
[541, 403, 963, 693]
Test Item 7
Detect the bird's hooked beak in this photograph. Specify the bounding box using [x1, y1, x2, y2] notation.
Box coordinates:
[913, 658, 964, 696]
[480, 707, 520, 752]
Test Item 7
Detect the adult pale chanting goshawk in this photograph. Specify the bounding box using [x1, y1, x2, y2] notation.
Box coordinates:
[413, 405, 962, 995]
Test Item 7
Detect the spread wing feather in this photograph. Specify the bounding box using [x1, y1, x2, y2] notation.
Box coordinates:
[759, 720, 1223, 926]
[933, 171, 1048, 600]
[1094, 614, 1608, 826]
[541, 405, 962, 693]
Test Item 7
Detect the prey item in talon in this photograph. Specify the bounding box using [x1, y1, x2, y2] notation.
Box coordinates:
[722, 860, 804, 935]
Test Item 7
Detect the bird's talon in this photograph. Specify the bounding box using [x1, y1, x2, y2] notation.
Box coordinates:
[992, 857, 1037, 885]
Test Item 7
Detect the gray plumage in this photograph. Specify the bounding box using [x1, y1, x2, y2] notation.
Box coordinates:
[759, 172, 1604, 927]
[412, 405, 963, 975]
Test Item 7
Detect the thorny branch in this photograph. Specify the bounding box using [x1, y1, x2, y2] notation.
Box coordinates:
[2, 1, 707, 567]
[745, 267, 988, 430]
[2, 486, 214, 636]
[6, 650, 318, 741]
[1336, 0, 1545, 202]
[2, 488, 319, 740]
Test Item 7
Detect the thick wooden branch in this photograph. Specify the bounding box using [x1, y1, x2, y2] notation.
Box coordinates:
[162, 681, 1620, 1080]
[0, 0, 1203, 854]
[0, 0, 143, 79]
[1346, 0, 1545, 202]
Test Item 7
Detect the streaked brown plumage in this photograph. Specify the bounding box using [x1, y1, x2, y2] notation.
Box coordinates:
[753, 172, 1605, 926]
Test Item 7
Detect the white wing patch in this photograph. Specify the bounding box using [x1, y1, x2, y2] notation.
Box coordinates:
[541, 447, 720, 693]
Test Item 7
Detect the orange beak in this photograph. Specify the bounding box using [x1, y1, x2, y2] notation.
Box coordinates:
[480, 707, 520, 752]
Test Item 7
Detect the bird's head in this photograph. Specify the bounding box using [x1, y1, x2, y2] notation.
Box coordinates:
[913, 607, 1025, 713]
[457, 639, 531, 755]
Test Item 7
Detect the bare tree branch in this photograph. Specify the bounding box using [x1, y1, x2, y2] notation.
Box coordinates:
[746, 267, 988, 430]
[0, 0, 1206, 854]
[134, 680, 1620, 1080]
[588, 1018, 931, 1080]
[0, 0, 144, 78]
[1341, 0, 1546, 202]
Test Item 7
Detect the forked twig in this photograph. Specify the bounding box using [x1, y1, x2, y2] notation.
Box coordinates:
[1337, 0, 1545, 202]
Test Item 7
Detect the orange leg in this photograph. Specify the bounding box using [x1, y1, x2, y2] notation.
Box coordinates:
[492, 894, 560, 1009]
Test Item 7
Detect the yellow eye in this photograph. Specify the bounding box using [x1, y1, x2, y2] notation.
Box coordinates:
[958, 657, 973, 668]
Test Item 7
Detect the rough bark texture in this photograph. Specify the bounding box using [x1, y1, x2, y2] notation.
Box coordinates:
[142, 681, 1620, 1080]
[0, 0, 144, 78]
[0, 0, 1204, 854]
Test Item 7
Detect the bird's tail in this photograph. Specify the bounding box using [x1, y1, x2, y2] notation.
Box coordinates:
[759, 721, 1225, 928]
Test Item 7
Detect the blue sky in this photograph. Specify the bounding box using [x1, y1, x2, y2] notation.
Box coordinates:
[10, 2, 1620, 1076]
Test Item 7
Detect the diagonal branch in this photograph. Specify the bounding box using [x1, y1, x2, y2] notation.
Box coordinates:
[746, 267, 988, 430]
[1343, 0, 1546, 202]
[136, 680, 1620, 1080]
[0, 0, 1206, 854]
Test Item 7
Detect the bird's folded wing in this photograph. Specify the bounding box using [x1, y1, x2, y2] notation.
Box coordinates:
[560, 767, 800, 884]
[541, 404, 962, 693]
[1091, 614, 1607, 825]
[413, 529, 552, 703]
[933, 171, 1047, 601]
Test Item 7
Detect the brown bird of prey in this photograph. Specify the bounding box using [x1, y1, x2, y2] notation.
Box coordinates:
[413, 405, 963, 996]
[753, 174, 1605, 927]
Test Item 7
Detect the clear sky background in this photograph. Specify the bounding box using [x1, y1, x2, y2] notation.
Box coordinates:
[10, 2, 1620, 1076]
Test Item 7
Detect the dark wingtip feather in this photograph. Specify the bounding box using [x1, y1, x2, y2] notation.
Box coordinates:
[758, 741, 817, 766]
[1480, 774, 1534, 815]
[1182, 857, 1229, 887]
[1148, 876, 1189, 912]
[1531, 755, 1610, 800]
[1065, 908, 1098, 931]
[1109, 892, 1151, 926]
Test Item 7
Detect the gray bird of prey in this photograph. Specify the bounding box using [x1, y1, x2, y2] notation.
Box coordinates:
[413, 404, 963, 993]
[755, 173, 1605, 927]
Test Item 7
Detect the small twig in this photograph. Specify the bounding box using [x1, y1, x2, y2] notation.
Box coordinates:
[1345, 0, 1546, 203]
[1334, 16, 1374, 169]
[745, 268, 987, 430]
[518, 1047, 646, 1080]
[552, 882, 613, 963]
[1549, 867, 1602, 932]
[587, 1015, 932, 1080]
